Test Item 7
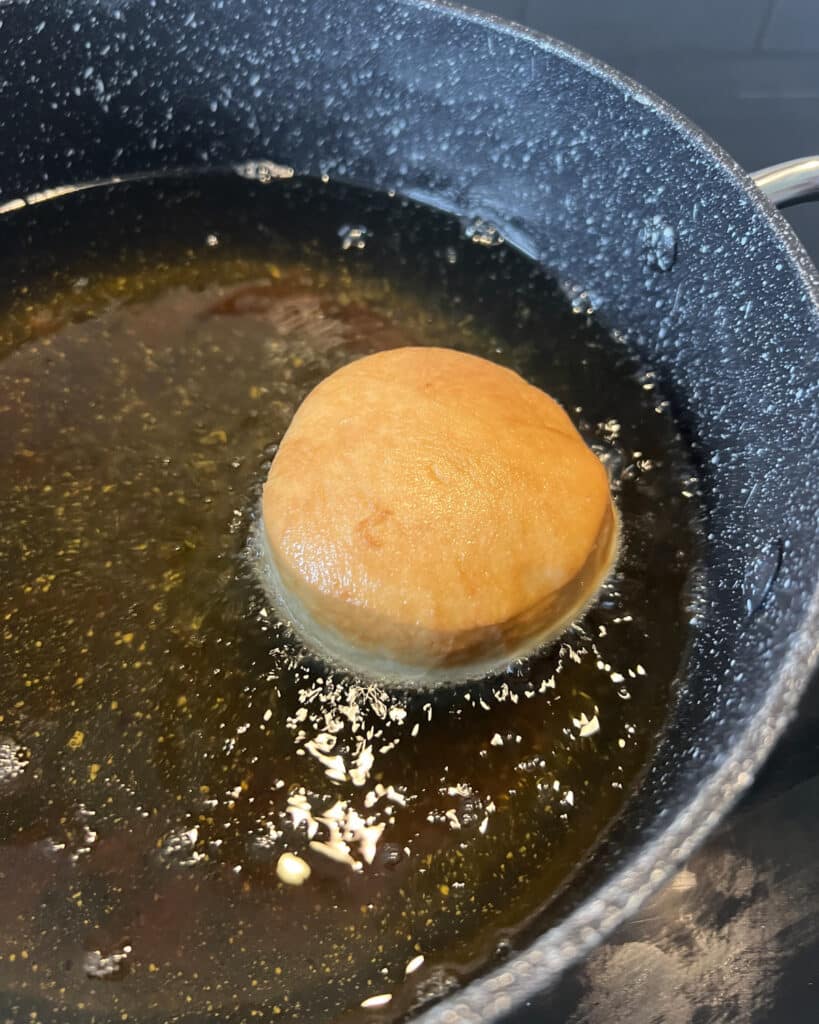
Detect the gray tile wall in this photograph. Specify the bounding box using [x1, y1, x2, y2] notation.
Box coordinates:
[763, 0, 819, 51]
[520, 0, 773, 54]
[465, 0, 819, 55]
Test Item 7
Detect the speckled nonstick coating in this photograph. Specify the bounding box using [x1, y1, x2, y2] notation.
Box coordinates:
[0, 1, 817, 1021]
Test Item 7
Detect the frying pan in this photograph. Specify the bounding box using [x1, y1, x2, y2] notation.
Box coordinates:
[1, 0, 818, 1021]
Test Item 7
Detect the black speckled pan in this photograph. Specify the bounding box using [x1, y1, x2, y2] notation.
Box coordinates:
[0, 1, 817, 1021]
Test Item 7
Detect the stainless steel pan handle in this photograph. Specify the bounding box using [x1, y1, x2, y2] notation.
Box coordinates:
[751, 157, 819, 209]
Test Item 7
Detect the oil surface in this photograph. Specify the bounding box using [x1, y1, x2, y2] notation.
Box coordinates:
[0, 174, 702, 1023]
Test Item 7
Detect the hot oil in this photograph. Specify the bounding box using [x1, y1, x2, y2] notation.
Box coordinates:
[0, 174, 703, 1022]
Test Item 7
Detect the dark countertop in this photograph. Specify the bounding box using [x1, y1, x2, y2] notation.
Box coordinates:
[466, 2, 819, 1021]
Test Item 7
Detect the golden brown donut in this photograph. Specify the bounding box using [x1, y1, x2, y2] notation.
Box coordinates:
[261, 347, 618, 681]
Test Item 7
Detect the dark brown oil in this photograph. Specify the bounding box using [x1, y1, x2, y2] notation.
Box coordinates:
[0, 173, 703, 1022]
